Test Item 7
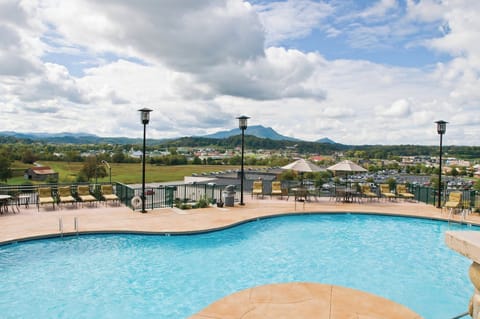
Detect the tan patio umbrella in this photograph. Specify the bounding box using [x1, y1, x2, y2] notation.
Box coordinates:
[281, 158, 326, 186]
[281, 158, 327, 173]
[327, 160, 367, 173]
[327, 160, 367, 188]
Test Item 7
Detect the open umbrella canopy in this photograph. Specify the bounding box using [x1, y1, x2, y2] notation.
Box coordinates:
[281, 158, 326, 173]
[327, 160, 367, 173]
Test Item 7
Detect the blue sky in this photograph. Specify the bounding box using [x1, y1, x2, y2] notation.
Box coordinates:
[1, 0, 479, 145]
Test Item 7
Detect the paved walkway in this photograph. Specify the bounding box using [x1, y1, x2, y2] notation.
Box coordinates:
[1, 196, 476, 318]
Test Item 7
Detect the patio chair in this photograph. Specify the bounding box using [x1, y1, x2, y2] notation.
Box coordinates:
[361, 184, 378, 201]
[58, 186, 76, 208]
[252, 180, 264, 198]
[270, 181, 283, 199]
[396, 184, 415, 200]
[101, 184, 119, 206]
[77, 185, 97, 206]
[444, 191, 462, 217]
[379, 184, 396, 201]
[37, 187, 55, 211]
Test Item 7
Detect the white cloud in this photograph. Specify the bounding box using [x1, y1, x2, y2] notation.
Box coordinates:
[380, 99, 412, 117]
[253, 0, 332, 45]
[41, 0, 265, 72]
[359, 0, 399, 20]
[0, 0, 480, 146]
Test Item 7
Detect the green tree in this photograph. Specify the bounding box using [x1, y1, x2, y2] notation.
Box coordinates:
[0, 152, 13, 182]
[474, 180, 480, 192]
[279, 170, 297, 181]
[192, 156, 202, 165]
[386, 177, 396, 191]
[450, 167, 459, 177]
[112, 150, 126, 163]
[65, 150, 81, 163]
[80, 156, 107, 181]
[22, 149, 37, 164]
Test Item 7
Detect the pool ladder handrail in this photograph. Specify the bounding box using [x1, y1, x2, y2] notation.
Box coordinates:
[59, 217, 63, 237]
[449, 311, 469, 319]
[59, 217, 79, 237]
[74, 216, 79, 236]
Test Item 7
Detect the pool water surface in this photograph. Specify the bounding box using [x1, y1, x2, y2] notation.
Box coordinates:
[0, 214, 474, 318]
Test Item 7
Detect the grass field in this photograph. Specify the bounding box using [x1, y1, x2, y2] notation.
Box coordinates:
[8, 161, 249, 185]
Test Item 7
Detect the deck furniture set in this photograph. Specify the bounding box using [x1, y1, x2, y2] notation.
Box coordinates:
[37, 184, 119, 211]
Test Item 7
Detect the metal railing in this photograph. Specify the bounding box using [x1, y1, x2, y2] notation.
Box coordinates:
[1, 181, 478, 212]
[411, 184, 479, 211]
[115, 182, 241, 210]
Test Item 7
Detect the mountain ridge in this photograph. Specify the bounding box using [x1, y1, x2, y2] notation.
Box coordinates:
[0, 127, 336, 144]
[201, 125, 300, 141]
[200, 125, 335, 143]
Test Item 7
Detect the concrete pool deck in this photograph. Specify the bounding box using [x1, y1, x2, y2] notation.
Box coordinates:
[1, 196, 476, 318]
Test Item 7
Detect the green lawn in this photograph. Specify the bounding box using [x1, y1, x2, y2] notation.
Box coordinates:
[8, 161, 248, 185]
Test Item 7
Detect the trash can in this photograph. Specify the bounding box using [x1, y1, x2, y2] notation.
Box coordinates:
[223, 185, 236, 207]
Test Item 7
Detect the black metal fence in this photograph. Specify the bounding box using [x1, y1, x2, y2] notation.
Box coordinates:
[0, 182, 242, 211]
[1, 181, 479, 212]
[115, 182, 241, 210]
[409, 184, 479, 211]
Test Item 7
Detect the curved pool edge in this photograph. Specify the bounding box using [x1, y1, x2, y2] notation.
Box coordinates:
[189, 282, 423, 319]
[0, 203, 477, 246]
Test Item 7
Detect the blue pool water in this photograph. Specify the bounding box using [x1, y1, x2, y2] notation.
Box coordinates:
[0, 214, 474, 318]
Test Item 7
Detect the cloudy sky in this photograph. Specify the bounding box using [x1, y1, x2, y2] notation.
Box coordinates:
[1, 0, 479, 145]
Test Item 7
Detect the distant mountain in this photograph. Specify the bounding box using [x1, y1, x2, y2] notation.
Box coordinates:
[0, 131, 169, 145]
[0, 131, 97, 139]
[201, 125, 301, 141]
[316, 137, 336, 144]
[0, 129, 336, 146]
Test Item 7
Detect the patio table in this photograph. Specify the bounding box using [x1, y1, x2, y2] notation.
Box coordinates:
[18, 194, 31, 208]
[335, 188, 359, 203]
[0, 195, 12, 214]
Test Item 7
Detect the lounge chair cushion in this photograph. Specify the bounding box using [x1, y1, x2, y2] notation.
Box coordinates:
[101, 185, 119, 201]
[445, 192, 462, 209]
[77, 185, 96, 202]
[38, 188, 55, 204]
[58, 186, 76, 203]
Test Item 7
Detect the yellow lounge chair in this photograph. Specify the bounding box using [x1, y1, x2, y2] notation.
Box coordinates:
[361, 184, 377, 201]
[37, 187, 55, 211]
[444, 191, 462, 217]
[270, 181, 283, 199]
[58, 186, 76, 208]
[380, 184, 396, 200]
[252, 180, 264, 198]
[101, 184, 119, 206]
[396, 184, 415, 200]
[77, 185, 97, 206]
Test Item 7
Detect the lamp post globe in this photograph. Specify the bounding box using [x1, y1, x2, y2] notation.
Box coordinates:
[139, 108, 152, 213]
[236, 115, 250, 206]
[435, 120, 447, 209]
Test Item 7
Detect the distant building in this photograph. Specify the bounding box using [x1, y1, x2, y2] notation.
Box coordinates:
[24, 166, 59, 181]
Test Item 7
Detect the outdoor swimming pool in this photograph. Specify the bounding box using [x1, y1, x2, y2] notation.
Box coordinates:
[0, 214, 474, 318]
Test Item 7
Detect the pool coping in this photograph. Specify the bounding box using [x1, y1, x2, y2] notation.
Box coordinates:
[0, 198, 478, 245]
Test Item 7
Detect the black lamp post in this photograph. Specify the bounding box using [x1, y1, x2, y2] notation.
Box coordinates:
[435, 120, 447, 208]
[101, 160, 111, 184]
[139, 108, 152, 213]
[237, 115, 249, 206]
